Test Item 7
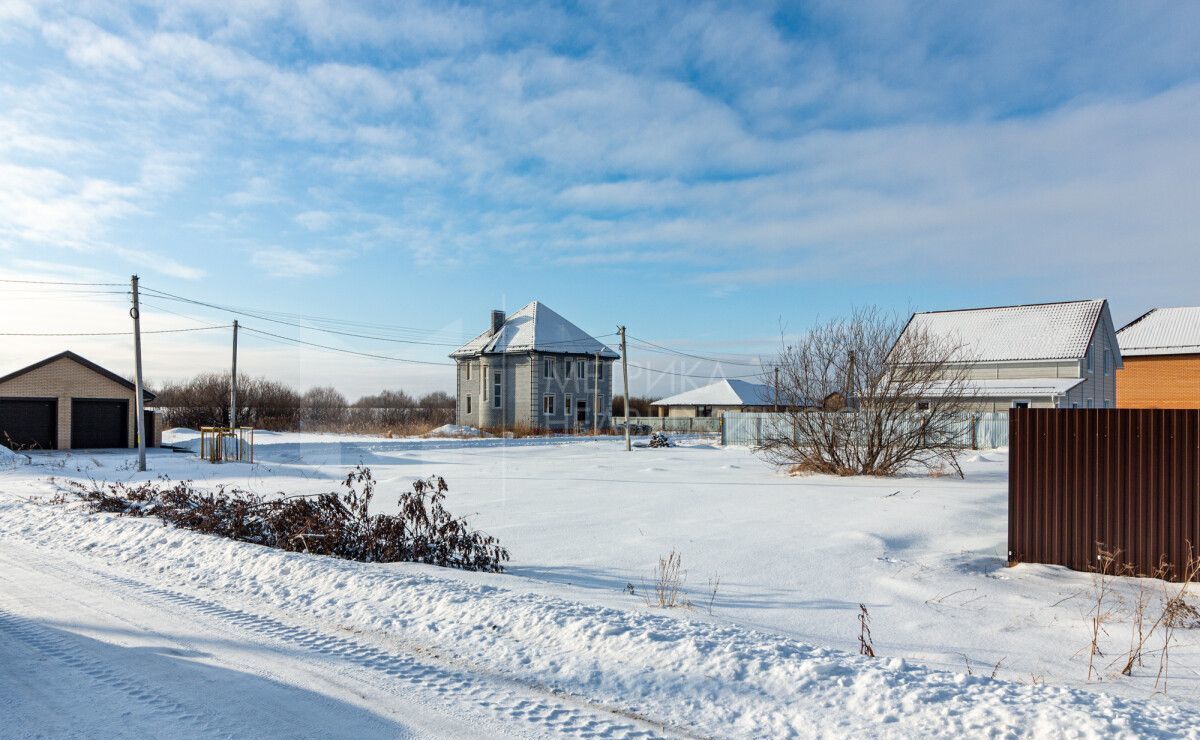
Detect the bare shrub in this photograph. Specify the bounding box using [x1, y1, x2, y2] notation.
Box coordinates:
[705, 574, 721, 615]
[759, 306, 975, 478]
[1119, 546, 1200, 686]
[858, 604, 876, 657]
[64, 467, 508, 572]
[648, 549, 687, 608]
[1087, 545, 1123, 681]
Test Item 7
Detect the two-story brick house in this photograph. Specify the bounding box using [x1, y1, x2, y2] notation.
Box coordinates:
[1116, 306, 1200, 409]
[451, 302, 620, 431]
[897, 299, 1122, 411]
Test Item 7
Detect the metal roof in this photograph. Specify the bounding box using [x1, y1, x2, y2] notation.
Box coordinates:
[651, 379, 772, 407]
[1117, 307, 1200, 357]
[923, 377, 1084, 399]
[450, 302, 619, 359]
[900, 299, 1105, 362]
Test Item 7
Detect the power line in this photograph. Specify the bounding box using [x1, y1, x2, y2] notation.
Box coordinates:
[0, 278, 126, 286]
[627, 334, 766, 367]
[143, 284, 619, 354]
[0, 326, 226, 337]
[240, 325, 454, 366]
[624, 362, 765, 379]
[141, 286, 468, 344]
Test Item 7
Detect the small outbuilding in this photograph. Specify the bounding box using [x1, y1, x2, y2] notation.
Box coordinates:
[651, 379, 776, 418]
[0, 351, 158, 451]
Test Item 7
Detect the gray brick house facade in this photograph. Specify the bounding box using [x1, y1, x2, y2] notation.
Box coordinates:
[451, 302, 619, 431]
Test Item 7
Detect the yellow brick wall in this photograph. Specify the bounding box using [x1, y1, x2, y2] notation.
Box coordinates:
[0, 357, 156, 448]
[1116, 354, 1200, 409]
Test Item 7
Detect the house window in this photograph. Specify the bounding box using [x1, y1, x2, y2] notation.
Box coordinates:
[482, 368, 487, 401]
[493, 370, 502, 409]
[544, 358, 554, 378]
[1087, 398, 1094, 409]
[565, 394, 573, 420]
[466, 396, 472, 414]
[1086, 349, 1093, 373]
[697, 405, 713, 417]
[1012, 400, 1030, 409]
[597, 361, 604, 381]
[1104, 350, 1112, 377]
[577, 361, 585, 379]
[1104, 400, 1113, 409]
[465, 362, 471, 380]
[1071, 402, 1079, 409]
[543, 394, 555, 415]
[564, 360, 573, 378]
[915, 401, 931, 412]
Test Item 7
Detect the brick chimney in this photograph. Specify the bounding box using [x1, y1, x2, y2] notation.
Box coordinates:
[490, 309, 505, 336]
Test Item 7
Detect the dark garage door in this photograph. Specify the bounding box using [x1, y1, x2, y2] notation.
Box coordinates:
[0, 398, 57, 450]
[71, 399, 128, 449]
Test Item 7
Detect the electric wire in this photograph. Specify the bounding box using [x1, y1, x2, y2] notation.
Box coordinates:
[624, 361, 765, 380]
[0, 278, 126, 286]
[626, 334, 767, 367]
[0, 326, 226, 337]
[239, 325, 454, 366]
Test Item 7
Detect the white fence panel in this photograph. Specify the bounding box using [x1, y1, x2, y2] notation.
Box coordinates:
[721, 411, 1009, 449]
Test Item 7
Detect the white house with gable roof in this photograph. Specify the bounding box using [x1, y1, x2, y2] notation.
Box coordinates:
[896, 299, 1121, 411]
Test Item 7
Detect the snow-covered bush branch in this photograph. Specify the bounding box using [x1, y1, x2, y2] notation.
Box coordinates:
[63, 467, 509, 572]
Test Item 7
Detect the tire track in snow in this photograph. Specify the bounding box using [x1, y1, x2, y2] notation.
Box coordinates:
[13, 545, 679, 739]
[0, 607, 238, 740]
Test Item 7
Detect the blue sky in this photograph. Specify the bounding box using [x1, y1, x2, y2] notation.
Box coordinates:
[1, 1, 1198, 398]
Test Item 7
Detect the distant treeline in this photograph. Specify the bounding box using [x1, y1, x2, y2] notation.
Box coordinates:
[152, 373, 454, 433]
[611, 395, 655, 417]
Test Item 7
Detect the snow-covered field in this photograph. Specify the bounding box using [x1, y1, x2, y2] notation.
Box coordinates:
[2, 431, 1199, 738]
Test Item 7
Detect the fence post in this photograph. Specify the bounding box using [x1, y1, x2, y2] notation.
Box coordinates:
[756, 415, 763, 446]
[971, 414, 978, 450]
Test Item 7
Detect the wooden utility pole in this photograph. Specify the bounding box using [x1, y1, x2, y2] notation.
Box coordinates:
[130, 275, 147, 472]
[619, 326, 630, 451]
[230, 319, 239, 430]
[593, 350, 600, 435]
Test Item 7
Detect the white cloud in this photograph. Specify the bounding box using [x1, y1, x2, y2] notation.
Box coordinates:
[41, 18, 143, 70]
[294, 210, 334, 231]
[251, 247, 344, 278]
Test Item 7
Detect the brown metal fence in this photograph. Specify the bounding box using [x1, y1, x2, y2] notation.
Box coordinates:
[1009, 408, 1200, 580]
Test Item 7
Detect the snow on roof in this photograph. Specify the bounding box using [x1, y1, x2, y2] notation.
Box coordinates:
[651, 379, 772, 407]
[900, 299, 1105, 362]
[451, 302, 619, 358]
[1117, 307, 1200, 357]
[923, 377, 1084, 399]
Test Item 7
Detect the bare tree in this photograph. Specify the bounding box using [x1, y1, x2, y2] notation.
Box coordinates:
[303, 386, 348, 427]
[758, 306, 975, 477]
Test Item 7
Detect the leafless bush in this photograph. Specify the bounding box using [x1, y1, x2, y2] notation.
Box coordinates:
[705, 573, 721, 615]
[858, 604, 876, 657]
[1118, 547, 1200, 687]
[64, 467, 508, 572]
[648, 549, 687, 608]
[759, 306, 975, 477]
[1087, 545, 1123, 681]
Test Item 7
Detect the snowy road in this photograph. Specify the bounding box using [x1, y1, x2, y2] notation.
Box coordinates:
[0, 540, 672, 739]
[7, 440, 1200, 737]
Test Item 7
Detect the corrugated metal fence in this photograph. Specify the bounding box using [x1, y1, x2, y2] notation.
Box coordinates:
[721, 411, 1010, 449]
[1009, 408, 1200, 580]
